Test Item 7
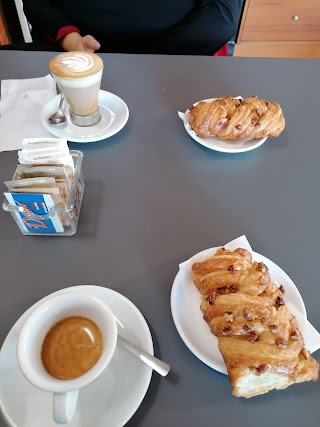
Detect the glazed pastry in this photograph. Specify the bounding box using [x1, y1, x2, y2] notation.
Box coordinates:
[189, 96, 285, 140]
[192, 247, 319, 398]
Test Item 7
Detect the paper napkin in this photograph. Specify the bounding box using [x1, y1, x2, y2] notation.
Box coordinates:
[0, 75, 56, 152]
[179, 235, 320, 354]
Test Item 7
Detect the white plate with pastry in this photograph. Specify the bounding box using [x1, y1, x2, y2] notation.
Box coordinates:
[178, 96, 285, 154]
[171, 247, 308, 375]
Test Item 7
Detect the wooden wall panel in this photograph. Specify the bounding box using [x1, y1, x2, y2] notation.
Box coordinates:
[239, 0, 320, 42]
[235, 0, 320, 57]
[234, 41, 320, 58]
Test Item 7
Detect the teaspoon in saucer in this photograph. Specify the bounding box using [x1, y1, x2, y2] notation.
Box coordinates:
[48, 94, 66, 126]
[117, 334, 170, 377]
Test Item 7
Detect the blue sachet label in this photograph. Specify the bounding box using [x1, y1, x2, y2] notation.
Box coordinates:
[4, 192, 64, 233]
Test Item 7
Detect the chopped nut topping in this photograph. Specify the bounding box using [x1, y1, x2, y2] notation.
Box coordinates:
[207, 292, 216, 305]
[290, 331, 300, 341]
[235, 124, 242, 130]
[251, 117, 258, 124]
[224, 312, 234, 322]
[265, 101, 270, 107]
[243, 308, 254, 320]
[248, 331, 259, 343]
[243, 324, 253, 332]
[259, 274, 269, 285]
[269, 325, 278, 334]
[218, 118, 228, 126]
[256, 364, 268, 375]
[217, 286, 229, 295]
[228, 264, 235, 273]
[222, 326, 233, 335]
[276, 338, 288, 348]
[275, 296, 285, 307]
[220, 99, 227, 105]
[279, 285, 285, 293]
[229, 285, 238, 293]
[257, 262, 266, 272]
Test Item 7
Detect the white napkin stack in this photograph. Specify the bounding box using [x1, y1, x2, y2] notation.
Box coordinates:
[0, 75, 56, 152]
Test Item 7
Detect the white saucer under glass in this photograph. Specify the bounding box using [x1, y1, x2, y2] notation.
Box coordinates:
[41, 90, 129, 143]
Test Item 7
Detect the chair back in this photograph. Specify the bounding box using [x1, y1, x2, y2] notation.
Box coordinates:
[14, 0, 33, 43]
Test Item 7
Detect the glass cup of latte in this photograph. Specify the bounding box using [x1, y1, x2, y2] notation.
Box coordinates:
[49, 51, 104, 127]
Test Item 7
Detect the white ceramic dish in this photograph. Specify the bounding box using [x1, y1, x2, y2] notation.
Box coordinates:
[41, 90, 129, 143]
[170, 249, 307, 375]
[178, 98, 268, 153]
[0, 285, 153, 427]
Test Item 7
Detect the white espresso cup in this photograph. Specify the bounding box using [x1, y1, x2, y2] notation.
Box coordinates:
[17, 292, 117, 424]
[49, 51, 104, 127]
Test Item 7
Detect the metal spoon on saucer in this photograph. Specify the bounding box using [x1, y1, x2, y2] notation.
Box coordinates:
[48, 94, 66, 126]
[117, 334, 170, 377]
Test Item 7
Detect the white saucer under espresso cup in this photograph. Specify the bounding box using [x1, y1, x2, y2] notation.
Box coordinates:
[16, 292, 117, 424]
[49, 51, 104, 127]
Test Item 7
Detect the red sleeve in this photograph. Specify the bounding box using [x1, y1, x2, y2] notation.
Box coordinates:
[56, 26, 81, 40]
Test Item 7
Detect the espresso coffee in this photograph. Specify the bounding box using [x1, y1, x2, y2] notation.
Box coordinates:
[41, 316, 103, 380]
[49, 52, 103, 121]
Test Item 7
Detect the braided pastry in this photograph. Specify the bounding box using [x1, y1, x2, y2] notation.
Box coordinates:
[189, 96, 285, 140]
[192, 247, 319, 398]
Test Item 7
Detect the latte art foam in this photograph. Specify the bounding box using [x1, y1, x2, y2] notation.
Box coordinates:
[61, 53, 95, 73]
[49, 51, 103, 79]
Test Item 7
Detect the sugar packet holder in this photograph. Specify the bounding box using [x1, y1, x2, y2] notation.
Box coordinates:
[3, 150, 84, 236]
[18, 137, 74, 172]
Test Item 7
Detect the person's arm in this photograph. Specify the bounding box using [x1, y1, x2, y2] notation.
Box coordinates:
[153, 0, 244, 55]
[23, 0, 100, 51]
[60, 33, 101, 52]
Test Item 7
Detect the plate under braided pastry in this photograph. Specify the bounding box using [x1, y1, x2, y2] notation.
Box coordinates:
[191, 247, 319, 398]
[189, 96, 285, 141]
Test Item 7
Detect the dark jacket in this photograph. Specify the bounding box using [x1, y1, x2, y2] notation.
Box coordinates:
[23, 0, 243, 55]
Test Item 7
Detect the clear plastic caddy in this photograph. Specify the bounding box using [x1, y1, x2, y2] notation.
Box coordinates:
[2, 150, 84, 236]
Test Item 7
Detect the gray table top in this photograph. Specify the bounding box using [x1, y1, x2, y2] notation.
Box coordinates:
[0, 51, 320, 427]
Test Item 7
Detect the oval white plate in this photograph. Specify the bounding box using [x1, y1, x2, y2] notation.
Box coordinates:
[0, 285, 153, 427]
[41, 90, 129, 143]
[171, 249, 307, 375]
[178, 98, 268, 153]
